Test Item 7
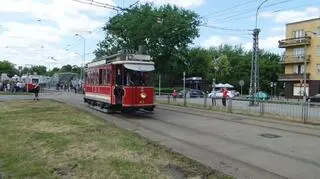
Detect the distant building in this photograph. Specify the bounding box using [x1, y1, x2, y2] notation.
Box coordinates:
[278, 18, 320, 98]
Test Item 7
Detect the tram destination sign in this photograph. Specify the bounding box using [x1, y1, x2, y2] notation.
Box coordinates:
[126, 54, 152, 61]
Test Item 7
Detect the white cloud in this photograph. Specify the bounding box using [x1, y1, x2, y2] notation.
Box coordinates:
[274, 7, 320, 23]
[270, 27, 285, 33]
[243, 35, 284, 54]
[259, 11, 274, 18]
[0, 0, 114, 68]
[140, 0, 204, 8]
[202, 35, 242, 48]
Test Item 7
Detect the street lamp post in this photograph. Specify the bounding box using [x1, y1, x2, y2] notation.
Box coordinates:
[75, 33, 86, 82]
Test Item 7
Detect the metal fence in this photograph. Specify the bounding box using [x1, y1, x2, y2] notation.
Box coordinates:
[156, 94, 320, 124]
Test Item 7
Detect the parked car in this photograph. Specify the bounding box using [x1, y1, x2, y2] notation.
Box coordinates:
[307, 94, 320, 103]
[246, 91, 270, 101]
[208, 90, 235, 98]
[178, 89, 205, 98]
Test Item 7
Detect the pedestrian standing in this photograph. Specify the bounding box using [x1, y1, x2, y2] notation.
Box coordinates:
[33, 82, 40, 100]
[222, 87, 228, 107]
[172, 89, 177, 102]
[211, 90, 217, 106]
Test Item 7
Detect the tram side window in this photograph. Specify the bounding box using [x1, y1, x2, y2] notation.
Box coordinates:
[99, 69, 103, 85]
[101, 69, 108, 85]
[94, 70, 99, 85]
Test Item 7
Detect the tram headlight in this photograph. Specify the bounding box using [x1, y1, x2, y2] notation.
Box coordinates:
[140, 92, 147, 99]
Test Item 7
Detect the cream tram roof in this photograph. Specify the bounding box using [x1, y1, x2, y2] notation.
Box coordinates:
[86, 51, 154, 72]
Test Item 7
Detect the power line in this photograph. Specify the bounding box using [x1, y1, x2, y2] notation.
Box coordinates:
[273, 1, 320, 12]
[201, 24, 252, 32]
[210, 0, 296, 23]
[72, 0, 122, 11]
[202, 0, 256, 18]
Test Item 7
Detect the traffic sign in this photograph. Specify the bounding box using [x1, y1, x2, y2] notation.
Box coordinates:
[239, 80, 245, 86]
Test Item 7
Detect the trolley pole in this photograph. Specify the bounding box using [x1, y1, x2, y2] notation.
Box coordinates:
[183, 72, 186, 106]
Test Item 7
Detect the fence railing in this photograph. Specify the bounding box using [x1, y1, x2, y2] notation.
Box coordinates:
[156, 94, 320, 124]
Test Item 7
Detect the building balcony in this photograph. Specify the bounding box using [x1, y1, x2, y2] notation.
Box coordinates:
[279, 55, 311, 64]
[278, 73, 310, 81]
[278, 36, 311, 48]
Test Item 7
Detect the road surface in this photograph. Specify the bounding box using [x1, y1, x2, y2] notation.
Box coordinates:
[156, 96, 320, 122]
[3, 92, 320, 179]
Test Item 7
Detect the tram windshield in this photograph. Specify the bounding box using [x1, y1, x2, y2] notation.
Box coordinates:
[124, 69, 149, 86]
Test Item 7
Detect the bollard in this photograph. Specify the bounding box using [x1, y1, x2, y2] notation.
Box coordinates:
[204, 95, 207, 108]
[301, 101, 305, 123]
[304, 99, 310, 123]
[228, 97, 232, 113]
[184, 94, 187, 107]
[260, 100, 265, 116]
[167, 94, 170, 104]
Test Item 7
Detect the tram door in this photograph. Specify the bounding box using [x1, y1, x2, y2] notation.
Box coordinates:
[115, 65, 124, 105]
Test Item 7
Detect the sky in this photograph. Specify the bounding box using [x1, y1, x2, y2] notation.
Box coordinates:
[0, 0, 319, 69]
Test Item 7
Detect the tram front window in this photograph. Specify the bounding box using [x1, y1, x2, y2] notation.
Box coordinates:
[125, 70, 148, 86]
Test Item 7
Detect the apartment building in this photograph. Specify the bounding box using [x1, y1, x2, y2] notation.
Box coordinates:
[278, 18, 320, 98]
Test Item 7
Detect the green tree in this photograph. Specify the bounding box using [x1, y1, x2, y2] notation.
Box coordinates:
[0, 60, 18, 77]
[95, 3, 201, 76]
[71, 65, 82, 76]
[30, 65, 47, 75]
[21, 67, 31, 75]
[60, 65, 72, 72]
[47, 67, 60, 76]
[184, 47, 212, 79]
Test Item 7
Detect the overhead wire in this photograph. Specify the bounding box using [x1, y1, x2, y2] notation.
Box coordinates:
[209, 0, 297, 23]
[201, 24, 252, 32]
[273, 1, 320, 12]
[202, 0, 256, 18]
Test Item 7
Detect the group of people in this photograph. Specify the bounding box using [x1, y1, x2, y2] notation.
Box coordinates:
[56, 83, 82, 94]
[0, 81, 25, 93]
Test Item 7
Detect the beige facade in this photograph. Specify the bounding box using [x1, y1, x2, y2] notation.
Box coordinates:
[278, 18, 320, 98]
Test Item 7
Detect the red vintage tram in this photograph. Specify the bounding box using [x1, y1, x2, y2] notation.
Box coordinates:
[83, 51, 155, 113]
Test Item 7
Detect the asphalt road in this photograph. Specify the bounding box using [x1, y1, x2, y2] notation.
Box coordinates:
[156, 96, 320, 122]
[3, 92, 320, 179]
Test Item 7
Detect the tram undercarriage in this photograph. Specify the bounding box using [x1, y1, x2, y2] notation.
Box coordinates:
[84, 97, 155, 114]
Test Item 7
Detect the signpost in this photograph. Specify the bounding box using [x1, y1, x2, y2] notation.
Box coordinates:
[239, 80, 245, 96]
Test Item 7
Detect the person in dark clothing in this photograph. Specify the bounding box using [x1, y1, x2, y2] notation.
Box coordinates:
[33, 82, 40, 100]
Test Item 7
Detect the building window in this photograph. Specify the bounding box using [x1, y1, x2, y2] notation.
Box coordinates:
[292, 30, 305, 38]
[293, 48, 305, 58]
[293, 64, 305, 74]
[317, 64, 320, 73]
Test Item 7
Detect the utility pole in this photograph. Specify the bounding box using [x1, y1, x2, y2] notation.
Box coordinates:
[249, 0, 268, 105]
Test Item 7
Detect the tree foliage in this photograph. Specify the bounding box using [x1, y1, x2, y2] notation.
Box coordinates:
[0, 60, 18, 77]
[184, 45, 283, 93]
[30, 65, 47, 75]
[94, 3, 201, 75]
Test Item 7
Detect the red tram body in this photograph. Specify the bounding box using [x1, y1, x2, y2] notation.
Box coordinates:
[21, 75, 40, 92]
[83, 51, 155, 113]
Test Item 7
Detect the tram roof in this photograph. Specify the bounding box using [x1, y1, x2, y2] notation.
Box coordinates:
[86, 51, 153, 68]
